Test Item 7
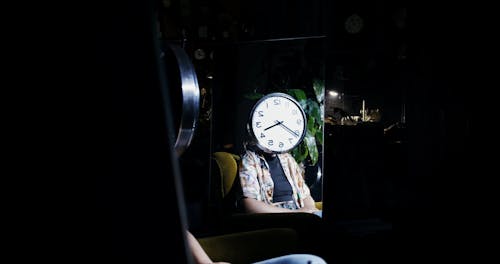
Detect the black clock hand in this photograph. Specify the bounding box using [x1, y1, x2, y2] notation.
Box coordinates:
[276, 120, 299, 138]
[264, 120, 283, 131]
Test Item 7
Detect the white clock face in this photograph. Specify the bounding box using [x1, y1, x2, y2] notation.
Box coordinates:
[249, 93, 306, 153]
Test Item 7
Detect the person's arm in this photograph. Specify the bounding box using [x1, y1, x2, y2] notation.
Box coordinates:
[243, 197, 318, 214]
[242, 197, 296, 213]
[299, 195, 319, 213]
[187, 231, 213, 264]
[187, 231, 231, 264]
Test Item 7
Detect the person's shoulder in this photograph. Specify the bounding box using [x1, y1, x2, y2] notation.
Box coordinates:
[279, 153, 301, 167]
[242, 150, 259, 160]
[279, 152, 295, 160]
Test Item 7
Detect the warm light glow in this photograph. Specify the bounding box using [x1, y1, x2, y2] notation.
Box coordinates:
[328, 90, 339, 97]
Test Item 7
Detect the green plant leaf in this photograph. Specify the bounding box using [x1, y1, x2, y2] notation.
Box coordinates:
[287, 89, 307, 109]
[313, 79, 324, 103]
[304, 133, 318, 165]
[306, 100, 321, 122]
[307, 116, 316, 135]
[292, 141, 308, 164]
[315, 127, 323, 146]
[286, 89, 307, 101]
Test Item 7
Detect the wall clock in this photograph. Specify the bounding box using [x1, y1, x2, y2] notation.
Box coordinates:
[345, 13, 363, 34]
[247, 93, 306, 153]
[193, 48, 206, 60]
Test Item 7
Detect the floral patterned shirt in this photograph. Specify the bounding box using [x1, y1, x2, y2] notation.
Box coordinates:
[238, 150, 311, 209]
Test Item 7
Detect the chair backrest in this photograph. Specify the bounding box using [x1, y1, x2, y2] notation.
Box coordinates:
[213, 152, 240, 198]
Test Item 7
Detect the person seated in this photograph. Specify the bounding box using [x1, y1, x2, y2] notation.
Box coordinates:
[187, 230, 327, 264]
[238, 143, 322, 217]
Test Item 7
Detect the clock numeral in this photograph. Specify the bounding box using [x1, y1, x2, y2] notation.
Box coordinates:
[291, 109, 297, 115]
[285, 102, 289, 108]
[273, 98, 280, 105]
[288, 138, 293, 144]
[260, 133, 265, 138]
[258, 111, 264, 117]
[296, 119, 302, 125]
[256, 122, 261, 128]
[279, 142, 284, 148]
[267, 140, 273, 146]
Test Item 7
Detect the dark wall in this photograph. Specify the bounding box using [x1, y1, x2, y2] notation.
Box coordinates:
[160, 0, 325, 41]
[157, 1, 472, 255]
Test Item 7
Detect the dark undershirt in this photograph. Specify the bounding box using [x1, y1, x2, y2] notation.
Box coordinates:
[264, 154, 294, 203]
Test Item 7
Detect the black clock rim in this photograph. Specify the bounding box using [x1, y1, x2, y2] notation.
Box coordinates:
[247, 92, 307, 154]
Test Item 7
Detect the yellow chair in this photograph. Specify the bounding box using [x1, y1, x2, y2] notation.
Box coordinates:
[213, 151, 240, 199]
